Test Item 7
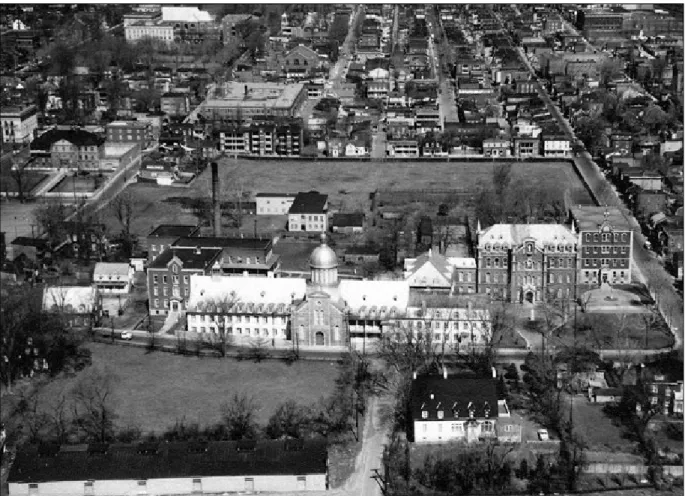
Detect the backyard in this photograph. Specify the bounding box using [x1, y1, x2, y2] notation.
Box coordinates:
[31, 342, 340, 434]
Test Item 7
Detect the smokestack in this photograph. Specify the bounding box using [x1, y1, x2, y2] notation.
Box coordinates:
[211, 162, 221, 237]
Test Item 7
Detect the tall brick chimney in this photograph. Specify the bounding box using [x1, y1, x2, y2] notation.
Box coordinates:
[211, 162, 221, 237]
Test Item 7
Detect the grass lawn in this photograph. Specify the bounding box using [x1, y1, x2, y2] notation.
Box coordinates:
[48, 175, 100, 194]
[98, 160, 594, 242]
[565, 394, 638, 452]
[0, 172, 48, 195]
[36, 342, 339, 435]
[548, 312, 674, 351]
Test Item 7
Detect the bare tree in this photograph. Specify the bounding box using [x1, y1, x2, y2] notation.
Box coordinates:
[49, 393, 72, 444]
[9, 157, 29, 203]
[109, 189, 138, 240]
[19, 391, 50, 443]
[220, 392, 260, 440]
[71, 366, 119, 443]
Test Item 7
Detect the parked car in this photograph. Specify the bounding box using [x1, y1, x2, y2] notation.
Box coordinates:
[120, 331, 133, 340]
[537, 429, 549, 441]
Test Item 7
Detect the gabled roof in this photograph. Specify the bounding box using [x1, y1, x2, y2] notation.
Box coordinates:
[31, 129, 104, 151]
[478, 224, 577, 249]
[411, 375, 500, 421]
[404, 250, 454, 287]
[93, 263, 130, 279]
[187, 275, 306, 311]
[8, 439, 327, 483]
[11, 237, 49, 249]
[286, 44, 320, 61]
[148, 247, 222, 270]
[339, 280, 410, 310]
[288, 191, 328, 214]
[148, 224, 200, 239]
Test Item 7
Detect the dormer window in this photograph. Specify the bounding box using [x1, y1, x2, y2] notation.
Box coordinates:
[172, 264, 178, 274]
[437, 410, 444, 419]
[421, 411, 428, 419]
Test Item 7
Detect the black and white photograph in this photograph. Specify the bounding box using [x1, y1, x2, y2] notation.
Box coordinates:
[0, 3, 683, 495]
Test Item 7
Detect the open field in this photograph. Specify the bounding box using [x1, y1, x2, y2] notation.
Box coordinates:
[98, 159, 595, 242]
[34, 342, 339, 434]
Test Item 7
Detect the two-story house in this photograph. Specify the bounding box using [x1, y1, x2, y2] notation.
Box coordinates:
[288, 191, 328, 232]
[30, 129, 105, 170]
[409, 371, 516, 444]
[256, 193, 296, 215]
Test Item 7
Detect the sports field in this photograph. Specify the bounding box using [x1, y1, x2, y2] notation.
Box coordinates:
[99, 159, 595, 240]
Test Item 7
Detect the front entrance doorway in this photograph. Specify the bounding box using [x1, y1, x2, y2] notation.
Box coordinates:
[602, 273, 608, 283]
[524, 291, 534, 304]
[315, 331, 324, 345]
[171, 301, 179, 311]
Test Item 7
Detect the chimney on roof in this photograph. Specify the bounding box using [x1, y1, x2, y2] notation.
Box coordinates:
[211, 162, 221, 237]
[443, 367, 448, 379]
[195, 246, 201, 255]
[492, 366, 497, 379]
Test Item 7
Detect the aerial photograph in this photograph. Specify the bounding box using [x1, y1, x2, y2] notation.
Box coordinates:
[0, 2, 683, 495]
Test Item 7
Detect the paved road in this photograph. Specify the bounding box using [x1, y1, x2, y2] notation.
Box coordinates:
[516, 47, 683, 353]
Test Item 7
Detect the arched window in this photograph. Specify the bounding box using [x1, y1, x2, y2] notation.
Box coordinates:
[494, 258, 500, 268]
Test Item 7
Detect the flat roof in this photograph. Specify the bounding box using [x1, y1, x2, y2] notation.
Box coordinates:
[205, 82, 305, 110]
[148, 224, 199, 238]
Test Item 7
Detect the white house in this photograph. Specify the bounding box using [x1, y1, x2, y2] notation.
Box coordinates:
[8, 439, 328, 495]
[255, 193, 296, 215]
[288, 191, 328, 232]
[344, 140, 368, 157]
[410, 372, 515, 444]
[93, 262, 134, 295]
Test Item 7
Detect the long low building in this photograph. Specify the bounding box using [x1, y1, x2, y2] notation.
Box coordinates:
[8, 439, 328, 495]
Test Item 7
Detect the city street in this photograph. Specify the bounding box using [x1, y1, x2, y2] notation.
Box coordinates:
[516, 46, 683, 353]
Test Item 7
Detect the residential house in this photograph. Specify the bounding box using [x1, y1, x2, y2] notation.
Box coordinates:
[256, 193, 296, 215]
[284, 45, 325, 77]
[570, 206, 633, 287]
[483, 138, 512, 158]
[93, 262, 134, 296]
[9, 237, 50, 264]
[541, 133, 571, 157]
[642, 374, 684, 418]
[288, 191, 328, 232]
[342, 247, 380, 264]
[344, 139, 368, 157]
[8, 439, 328, 495]
[42, 285, 100, 328]
[624, 169, 664, 192]
[409, 372, 513, 443]
[513, 135, 540, 157]
[331, 213, 364, 234]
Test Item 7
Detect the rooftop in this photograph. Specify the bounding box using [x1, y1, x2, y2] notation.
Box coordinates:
[206, 82, 306, 110]
[188, 275, 306, 311]
[288, 191, 328, 215]
[478, 224, 577, 249]
[31, 128, 104, 151]
[410, 374, 501, 421]
[148, 247, 222, 270]
[8, 439, 327, 483]
[570, 205, 633, 232]
[172, 237, 271, 252]
[148, 224, 200, 238]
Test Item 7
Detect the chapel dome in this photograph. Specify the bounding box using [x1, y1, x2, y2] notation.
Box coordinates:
[309, 233, 338, 269]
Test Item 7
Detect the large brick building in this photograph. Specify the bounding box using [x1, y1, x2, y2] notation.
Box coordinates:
[570, 206, 633, 287]
[29, 128, 104, 170]
[476, 223, 578, 303]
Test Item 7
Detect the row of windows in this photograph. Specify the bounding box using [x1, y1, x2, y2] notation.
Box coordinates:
[153, 286, 189, 297]
[585, 245, 628, 255]
[190, 326, 284, 337]
[394, 320, 484, 331]
[152, 274, 189, 284]
[483, 243, 574, 253]
[191, 314, 287, 325]
[584, 232, 628, 243]
[583, 258, 628, 268]
[418, 420, 495, 432]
